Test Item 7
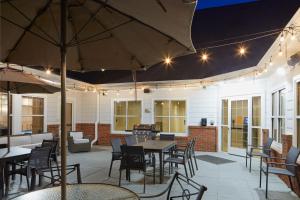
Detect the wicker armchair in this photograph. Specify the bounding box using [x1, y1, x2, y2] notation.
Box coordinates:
[68, 132, 91, 153]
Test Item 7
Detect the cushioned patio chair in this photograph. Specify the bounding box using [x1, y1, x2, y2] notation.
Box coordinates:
[108, 138, 122, 177]
[246, 137, 273, 172]
[139, 171, 207, 200]
[259, 146, 300, 199]
[68, 131, 91, 153]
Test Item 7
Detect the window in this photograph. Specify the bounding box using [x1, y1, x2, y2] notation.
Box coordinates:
[21, 96, 44, 134]
[296, 82, 300, 147]
[252, 96, 261, 147]
[271, 89, 286, 143]
[154, 100, 186, 133]
[113, 101, 141, 131]
[0, 93, 8, 129]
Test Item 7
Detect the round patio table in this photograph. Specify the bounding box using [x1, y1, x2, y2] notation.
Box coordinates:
[13, 184, 139, 200]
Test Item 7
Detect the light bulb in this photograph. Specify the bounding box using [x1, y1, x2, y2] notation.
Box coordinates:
[278, 50, 283, 56]
[101, 68, 105, 72]
[46, 69, 51, 75]
[200, 52, 208, 62]
[291, 33, 296, 41]
[164, 56, 172, 65]
[280, 33, 285, 42]
[238, 46, 247, 56]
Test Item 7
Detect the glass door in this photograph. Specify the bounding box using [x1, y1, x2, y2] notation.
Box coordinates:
[221, 100, 229, 152]
[229, 99, 249, 155]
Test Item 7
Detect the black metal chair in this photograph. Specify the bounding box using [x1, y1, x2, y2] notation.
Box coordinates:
[119, 145, 155, 193]
[246, 137, 273, 172]
[191, 138, 198, 171]
[125, 135, 137, 146]
[160, 134, 175, 141]
[259, 146, 300, 199]
[163, 143, 192, 178]
[8, 147, 52, 191]
[41, 139, 58, 163]
[140, 171, 207, 200]
[108, 138, 122, 177]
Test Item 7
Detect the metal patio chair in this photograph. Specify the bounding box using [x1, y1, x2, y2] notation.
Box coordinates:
[140, 171, 207, 200]
[108, 138, 122, 177]
[259, 146, 300, 199]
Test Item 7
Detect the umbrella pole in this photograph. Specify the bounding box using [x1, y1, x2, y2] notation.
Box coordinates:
[7, 82, 10, 152]
[60, 0, 67, 200]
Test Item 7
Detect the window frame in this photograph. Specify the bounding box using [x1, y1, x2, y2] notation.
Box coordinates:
[152, 98, 188, 135]
[295, 79, 300, 147]
[271, 88, 286, 144]
[111, 99, 143, 133]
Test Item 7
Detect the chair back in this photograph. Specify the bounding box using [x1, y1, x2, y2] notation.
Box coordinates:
[0, 144, 7, 149]
[125, 135, 137, 146]
[285, 146, 300, 174]
[42, 139, 58, 156]
[111, 138, 122, 153]
[29, 147, 52, 170]
[262, 138, 273, 155]
[160, 134, 175, 141]
[120, 145, 145, 170]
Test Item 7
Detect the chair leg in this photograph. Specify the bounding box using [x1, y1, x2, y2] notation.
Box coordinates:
[245, 153, 248, 167]
[26, 175, 30, 191]
[143, 172, 146, 193]
[108, 159, 114, 177]
[190, 158, 195, 176]
[249, 156, 252, 173]
[288, 176, 293, 191]
[188, 160, 193, 177]
[259, 157, 262, 188]
[118, 170, 122, 187]
[265, 170, 269, 199]
[193, 155, 198, 170]
[183, 164, 188, 178]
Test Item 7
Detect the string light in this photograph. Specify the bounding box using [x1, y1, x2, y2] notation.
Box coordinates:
[200, 52, 209, 62]
[101, 68, 105, 72]
[46, 68, 51, 75]
[269, 57, 273, 66]
[280, 32, 285, 42]
[93, 88, 97, 93]
[291, 32, 296, 41]
[238, 45, 247, 56]
[164, 56, 172, 66]
[278, 44, 283, 56]
[84, 87, 88, 92]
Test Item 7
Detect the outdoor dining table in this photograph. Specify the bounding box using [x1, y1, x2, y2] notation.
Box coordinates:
[12, 183, 139, 200]
[133, 140, 176, 184]
[0, 147, 32, 197]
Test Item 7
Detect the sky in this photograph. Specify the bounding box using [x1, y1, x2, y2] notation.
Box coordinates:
[196, 0, 256, 10]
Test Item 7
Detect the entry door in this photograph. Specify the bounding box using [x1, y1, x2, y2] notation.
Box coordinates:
[228, 99, 249, 155]
[66, 103, 73, 132]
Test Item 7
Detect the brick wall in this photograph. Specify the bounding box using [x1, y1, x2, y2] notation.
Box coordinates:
[262, 131, 300, 197]
[47, 124, 59, 137]
[97, 124, 218, 152]
[76, 123, 96, 141]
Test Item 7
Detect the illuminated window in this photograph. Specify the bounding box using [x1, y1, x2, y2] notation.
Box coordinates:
[21, 96, 44, 134]
[154, 100, 186, 133]
[0, 93, 8, 129]
[113, 101, 141, 131]
[271, 89, 286, 143]
[252, 96, 261, 147]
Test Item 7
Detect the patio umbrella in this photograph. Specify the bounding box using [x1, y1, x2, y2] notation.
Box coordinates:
[0, 1, 197, 199]
[0, 67, 60, 152]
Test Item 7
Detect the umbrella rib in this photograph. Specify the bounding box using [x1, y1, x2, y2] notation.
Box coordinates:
[67, 19, 133, 46]
[6, 1, 58, 44]
[68, 8, 85, 71]
[3, 0, 58, 62]
[92, 0, 194, 52]
[68, 3, 106, 44]
[80, 5, 145, 68]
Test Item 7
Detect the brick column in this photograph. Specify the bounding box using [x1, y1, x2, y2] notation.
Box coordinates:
[97, 124, 111, 145]
[281, 134, 292, 156]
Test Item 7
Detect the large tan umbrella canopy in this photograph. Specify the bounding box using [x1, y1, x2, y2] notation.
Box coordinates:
[0, 1, 197, 199]
[0, 67, 60, 151]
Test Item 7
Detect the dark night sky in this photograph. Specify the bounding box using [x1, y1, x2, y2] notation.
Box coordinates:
[196, 0, 256, 10]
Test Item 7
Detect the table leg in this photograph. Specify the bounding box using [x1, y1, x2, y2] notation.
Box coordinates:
[30, 169, 36, 191]
[159, 151, 163, 184]
[0, 164, 4, 198]
[4, 162, 9, 196]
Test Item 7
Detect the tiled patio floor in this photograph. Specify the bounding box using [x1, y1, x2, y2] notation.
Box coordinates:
[5, 146, 299, 200]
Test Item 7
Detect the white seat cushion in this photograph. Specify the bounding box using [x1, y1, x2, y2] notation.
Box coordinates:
[31, 133, 53, 144]
[70, 132, 84, 140]
[73, 138, 89, 144]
